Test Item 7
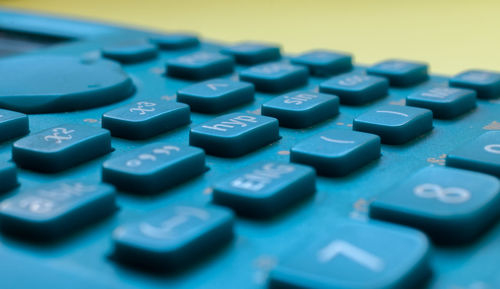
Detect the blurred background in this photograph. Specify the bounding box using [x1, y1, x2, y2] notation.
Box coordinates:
[1, 0, 499, 75]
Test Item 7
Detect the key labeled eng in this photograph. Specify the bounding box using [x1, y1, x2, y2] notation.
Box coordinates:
[189, 112, 279, 157]
[102, 143, 205, 194]
[212, 161, 316, 218]
[12, 124, 112, 173]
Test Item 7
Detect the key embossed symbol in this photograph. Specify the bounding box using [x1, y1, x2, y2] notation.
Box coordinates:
[413, 183, 470, 204]
[129, 101, 156, 115]
[44, 127, 75, 144]
[485, 144, 500, 154]
[317, 240, 385, 272]
[126, 145, 181, 167]
[139, 206, 210, 239]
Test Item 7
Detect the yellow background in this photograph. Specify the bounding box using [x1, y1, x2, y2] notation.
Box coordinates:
[1, 0, 500, 75]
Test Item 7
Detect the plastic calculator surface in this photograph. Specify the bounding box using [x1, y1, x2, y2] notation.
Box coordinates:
[0, 8, 499, 289]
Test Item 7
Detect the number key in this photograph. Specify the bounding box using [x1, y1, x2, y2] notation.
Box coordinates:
[370, 166, 500, 244]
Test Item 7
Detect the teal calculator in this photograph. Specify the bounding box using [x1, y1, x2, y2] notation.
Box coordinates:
[0, 8, 499, 289]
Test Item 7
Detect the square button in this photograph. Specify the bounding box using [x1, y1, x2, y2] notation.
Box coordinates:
[319, 72, 389, 105]
[406, 87, 476, 119]
[239, 62, 308, 93]
[261, 91, 339, 128]
[370, 166, 500, 244]
[290, 129, 381, 176]
[353, 105, 433, 144]
[177, 78, 254, 113]
[446, 131, 500, 177]
[220, 42, 281, 65]
[167, 52, 234, 80]
[291, 50, 352, 76]
[367, 59, 429, 87]
[449, 70, 500, 99]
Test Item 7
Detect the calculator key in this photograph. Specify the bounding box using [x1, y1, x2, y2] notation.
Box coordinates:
[102, 101, 190, 139]
[353, 105, 433, 144]
[167, 52, 234, 80]
[370, 166, 500, 244]
[102, 143, 205, 194]
[290, 130, 381, 176]
[0, 109, 29, 142]
[101, 42, 158, 63]
[269, 221, 430, 289]
[12, 124, 112, 173]
[446, 131, 500, 177]
[319, 72, 389, 105]
[449, 70, 500, 99]
[0, 163, 18, 194]
[0, 181, 116, 240]
[212, 162, 315, 218]
[367, 59, 429, 87]
[406, 87, 477, 119]
[239, 62, 308, 93]
[177, 79, 254, 113]
[112, 205, 233, 270]
[220, 42, 281, 65]
[150, 34, 200, 50]
[291, 50, 352, 76]
[261, 91, 339, 128]
[190, 112, 279, 157]
[0, 56, 134, 113]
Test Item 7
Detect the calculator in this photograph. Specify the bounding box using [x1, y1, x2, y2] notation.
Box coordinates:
[0, 8, 499, 289]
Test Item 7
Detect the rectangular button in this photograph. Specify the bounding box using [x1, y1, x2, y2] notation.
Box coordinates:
[0, 180, 116, 240]
[167, 52, 234, 80]
[112, 205, 233, 270]
[261, 91, 339, 128]
[239, 62, 308, 93]
[189, 112, 279, 157]
[213, 161, 316, 218]
[0, 108, 29, 142]
[102, 143, 205, 194]
[12, 124, 112, 173]
[102, 101, 190, 139]
[291, 130, 381, 176]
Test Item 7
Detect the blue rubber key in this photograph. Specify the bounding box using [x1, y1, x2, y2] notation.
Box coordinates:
[0, 108, 29, 142]
[367, 59, 429, 87]
[319, 72, 389, 105]
[102, 101, 190, 139]
[220, 42, 281, 65]
[0, 180, 116, 240]
[370, 166, 500, 244]
[269, 221, 430, 289]
[112, 205, 233, 270]
[167, 52, 234, 80]
[12, 124, 112, 173]
[239, 62, 308, 93]
[353, 105, 433, 144]
[406, 87, 477, 119]
[150, 33, 200, 50]
[261, 91, 339, 128]
[212, 161, 316, 218]
[449, 70, 500, 99]
[291, 50, 352, 76]
[177, 79, 255, 113]
[102, 143, 205, 194]
[190, 112, 279, 157]
[101, 42, 158, 63]
[290, 129, 381, 176]
[0, 163, 18, 194]
[446, 131, 500, 177]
